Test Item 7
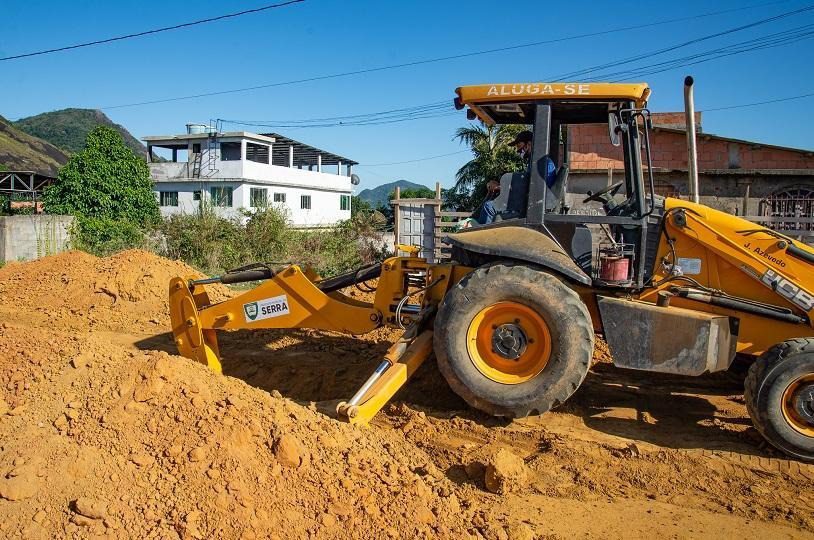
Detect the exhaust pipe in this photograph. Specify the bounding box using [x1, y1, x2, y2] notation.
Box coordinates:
[683, 76, 700, 204]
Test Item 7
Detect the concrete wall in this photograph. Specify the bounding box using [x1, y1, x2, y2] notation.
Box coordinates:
[154, 180, 351, 226]
[0, 215, 73, 263]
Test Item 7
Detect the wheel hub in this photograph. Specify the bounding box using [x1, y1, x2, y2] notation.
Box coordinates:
[791, 382, 814, 427]
[491, 323, 528, 360]
[466, 301, 552, 385]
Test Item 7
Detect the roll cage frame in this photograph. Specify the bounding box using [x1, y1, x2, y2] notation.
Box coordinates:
[469, 99, 659, 289]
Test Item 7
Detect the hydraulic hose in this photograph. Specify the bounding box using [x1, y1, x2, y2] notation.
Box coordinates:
[669, 287, 806, 325]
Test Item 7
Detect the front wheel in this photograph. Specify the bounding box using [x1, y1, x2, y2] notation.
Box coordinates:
[745, 338, 814, 462]
[433, 263, 594, 418]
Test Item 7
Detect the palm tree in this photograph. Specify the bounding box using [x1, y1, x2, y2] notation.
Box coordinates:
[448, 122, 526, 210]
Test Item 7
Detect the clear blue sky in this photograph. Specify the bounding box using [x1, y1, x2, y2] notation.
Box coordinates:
[2, 0, 813, 190]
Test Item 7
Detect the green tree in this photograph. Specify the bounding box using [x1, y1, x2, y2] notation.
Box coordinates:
[351, 195, 373, 217]
[448, 122, 526, 210]
[43, 126, 159, 225]
[390, 186, 436, 200]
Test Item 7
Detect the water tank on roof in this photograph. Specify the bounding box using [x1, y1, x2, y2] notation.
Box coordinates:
[186, 123, 209, 135]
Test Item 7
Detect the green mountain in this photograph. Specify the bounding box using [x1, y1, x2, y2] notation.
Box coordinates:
[14, 108, 147, 158]
[0, 115, 69, 176]
[357, 179, 432, 207]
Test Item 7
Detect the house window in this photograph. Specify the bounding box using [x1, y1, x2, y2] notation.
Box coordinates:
[210, 186, 233, 207]
[220, 142, 241, 161]
[159, 191, 179, 207]
[340, 194, 351, 211]
[246, 143, 270, 164]
[273, 192, 286, 203]
[301, 195, 311, 210]
[193, 190, 201, 201]
[250, 188, 267, 207]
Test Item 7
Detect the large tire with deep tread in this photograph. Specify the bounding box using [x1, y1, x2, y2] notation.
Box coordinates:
[745, 338, 814, 462]
[434, 263, 594, 417]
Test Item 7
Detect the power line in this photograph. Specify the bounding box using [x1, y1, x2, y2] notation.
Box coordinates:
[222, 111, 459, 128]
[354, 90, 814, 168]
[0, 0, 305, 62]
[128, 2, 811, 140]
[96, 0, 788, 110]
[701, 91, 814, 111]
[224, 101, 451, 124]
[356, 150, 470, 167]
[553, 4, 814, 81]
[218, 101, 456, 128]
[600, 23, 814, 81]
[222, 83, 814, 131]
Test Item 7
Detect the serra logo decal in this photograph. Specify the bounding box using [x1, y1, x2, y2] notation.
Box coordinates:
[243, 295, 291, 322]
[761, 269, 814, 312]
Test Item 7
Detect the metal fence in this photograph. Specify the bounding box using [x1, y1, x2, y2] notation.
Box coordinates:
[392, 183, 470, 263]
[752, 187, 814, 242]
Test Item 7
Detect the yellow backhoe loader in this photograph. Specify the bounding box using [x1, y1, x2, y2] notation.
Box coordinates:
[170, 77, 814, 462]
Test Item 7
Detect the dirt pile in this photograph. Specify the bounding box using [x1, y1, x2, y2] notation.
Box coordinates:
[1, 250, 814, 538]
[0, 325, 504, 539]
[0, 250, 230, 332]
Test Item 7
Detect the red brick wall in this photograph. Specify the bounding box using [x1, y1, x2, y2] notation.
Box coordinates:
[569, 122, 814, 171]
[649, 112, 701, 130]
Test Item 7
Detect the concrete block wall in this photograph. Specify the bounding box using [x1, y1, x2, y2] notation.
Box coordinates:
[569, 122, 814, 172]
[0, 215, 74, 263]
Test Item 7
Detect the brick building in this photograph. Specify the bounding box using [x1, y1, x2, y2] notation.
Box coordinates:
[565, 113, 814, 239]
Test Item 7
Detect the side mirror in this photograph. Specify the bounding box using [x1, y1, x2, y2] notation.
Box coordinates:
[608, 112, 621, 147]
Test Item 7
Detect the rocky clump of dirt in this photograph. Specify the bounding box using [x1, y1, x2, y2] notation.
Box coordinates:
[484, 449, 530, 495]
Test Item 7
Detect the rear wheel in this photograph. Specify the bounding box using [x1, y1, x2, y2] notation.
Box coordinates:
[745, 338, 814, 462]
[434, 263, 594, 417]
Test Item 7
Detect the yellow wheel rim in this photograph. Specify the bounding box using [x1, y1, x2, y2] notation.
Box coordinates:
[782, 374, 814, 437]
[466, 301, 552, 385]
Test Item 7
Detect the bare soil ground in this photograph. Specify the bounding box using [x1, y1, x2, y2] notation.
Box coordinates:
[0, 250, 812, 539]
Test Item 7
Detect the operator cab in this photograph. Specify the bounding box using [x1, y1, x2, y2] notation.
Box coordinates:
[453, 82, 664, 289]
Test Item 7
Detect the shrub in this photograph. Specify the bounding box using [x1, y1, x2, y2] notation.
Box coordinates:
[243, 205, 290, 263]
[71, 216, 147, 256]
[157, 204, 388, 277]
[159, 203, 247, 272]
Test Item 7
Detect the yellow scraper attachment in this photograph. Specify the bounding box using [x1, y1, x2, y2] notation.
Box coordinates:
[337, 330, 434, 425]
[169, 277, 223, 373]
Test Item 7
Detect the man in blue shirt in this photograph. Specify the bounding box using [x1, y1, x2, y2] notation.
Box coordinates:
[474, 130, 556, 225]
[511, 130, 556, 188]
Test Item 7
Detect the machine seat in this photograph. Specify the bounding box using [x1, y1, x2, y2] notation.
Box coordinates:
[490, 171, 528, 221]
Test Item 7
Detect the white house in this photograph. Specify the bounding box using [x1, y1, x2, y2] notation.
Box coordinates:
[143, 127, 358, 227]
